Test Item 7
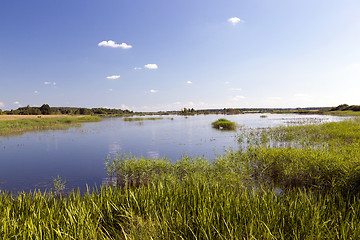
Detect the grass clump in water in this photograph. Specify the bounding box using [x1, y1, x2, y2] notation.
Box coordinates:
[212, 118, 236, 130]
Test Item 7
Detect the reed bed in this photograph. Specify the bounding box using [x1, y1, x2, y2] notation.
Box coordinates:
[1, 118, 360, 239]
[0, 116, 101, 135]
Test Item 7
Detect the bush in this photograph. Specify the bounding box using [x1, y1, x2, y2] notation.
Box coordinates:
[211, 118, 236, 130]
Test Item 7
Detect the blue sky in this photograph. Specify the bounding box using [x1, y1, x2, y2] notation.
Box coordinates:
[1, 0, 360, 111]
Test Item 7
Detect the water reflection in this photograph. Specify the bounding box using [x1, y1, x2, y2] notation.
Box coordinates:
[108, 142, 122, 156]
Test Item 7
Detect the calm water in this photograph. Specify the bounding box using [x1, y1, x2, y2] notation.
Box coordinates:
[0, 114, 347, 192]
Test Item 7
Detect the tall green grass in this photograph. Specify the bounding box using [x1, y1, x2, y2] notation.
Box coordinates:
[0, 116, 101, 136]
[1, 175, 360, 239]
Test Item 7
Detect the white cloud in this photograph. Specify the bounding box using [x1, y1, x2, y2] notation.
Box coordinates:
[108, 89, 113, 92]
[228, 17, 243, 25]
[0, 102, 4, 108]
[44, 81, 56, 85]
[225, 81, 230, 85]
[98, 40, 132, 49]
[134, 67, 142, 70]
[268, 97, 282, 100]
[187, 81, 193, 84]
[144, 64, 158, 70]
[34, 90, 39, 94]
[232, 95, 246, 101]
[106, 75, 120, 80]
[229, 88, 242, 91]
[13, 101, 20, 106]
[150, 89, 158, 93]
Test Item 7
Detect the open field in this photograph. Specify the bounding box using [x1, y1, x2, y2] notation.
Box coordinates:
[0, 115, 101, 136]
[1, 118, 360, 238]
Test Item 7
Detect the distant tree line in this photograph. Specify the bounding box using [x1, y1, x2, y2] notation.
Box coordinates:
[330, 104, 360, 112]
[3, 104, 133, 115]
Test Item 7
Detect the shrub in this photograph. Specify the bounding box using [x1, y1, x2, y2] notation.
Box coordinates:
[211, 118, 236, 130]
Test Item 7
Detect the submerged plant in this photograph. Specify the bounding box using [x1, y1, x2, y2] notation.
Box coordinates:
[53, 175, 67, 194]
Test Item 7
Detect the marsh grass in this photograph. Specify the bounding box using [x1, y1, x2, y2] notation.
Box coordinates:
[212, 118, 236, 130]
[0, 116, 101, 136]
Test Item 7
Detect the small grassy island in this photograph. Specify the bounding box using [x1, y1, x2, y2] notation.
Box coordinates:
[211, 118, 236, 130]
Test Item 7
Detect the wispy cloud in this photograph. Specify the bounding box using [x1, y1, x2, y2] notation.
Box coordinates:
[187, 81, 193, 84]
[108, 89, 113, 92]
[0, 102, 4, 108]
[145, 64, 158, 70]
[134, 67, 142, 70]
[232, 95, 246, 101]
[229, 88, 242, 91]
[98, 40, 132, 49]
[228, 17, 244, 25]
[106, 75, 120, 80]
[44, 81, 56, 85]
[150, 89, 158, 93]
[34, 90, 39, 94]
[13, 101, 21, 106]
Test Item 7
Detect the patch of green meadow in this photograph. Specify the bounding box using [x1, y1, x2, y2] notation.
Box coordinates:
[0, 116, 101, 136]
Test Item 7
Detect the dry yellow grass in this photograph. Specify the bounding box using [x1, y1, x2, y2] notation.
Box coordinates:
[0, 115, 73, 121]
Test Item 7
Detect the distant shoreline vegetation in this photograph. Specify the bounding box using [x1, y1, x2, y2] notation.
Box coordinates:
[1, 104, 360, 116]
[0, 104, 133, 116]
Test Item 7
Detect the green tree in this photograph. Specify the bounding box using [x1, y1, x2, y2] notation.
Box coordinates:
[40, 104, 51, 115]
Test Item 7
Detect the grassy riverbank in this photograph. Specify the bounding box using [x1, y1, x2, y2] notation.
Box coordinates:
[0, 115, 101, 136]
[1, 118, 360, 239]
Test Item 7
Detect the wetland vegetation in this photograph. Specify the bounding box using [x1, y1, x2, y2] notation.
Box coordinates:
[0, 115, 101, 136]
[1, 117, 360, 238]
[212, 118, 236, 130]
